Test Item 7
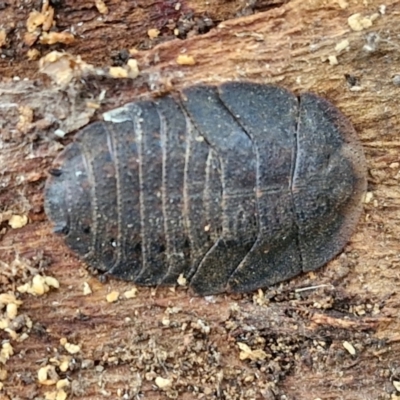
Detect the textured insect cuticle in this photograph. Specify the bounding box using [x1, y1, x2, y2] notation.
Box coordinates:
[44, 82, 367, 295]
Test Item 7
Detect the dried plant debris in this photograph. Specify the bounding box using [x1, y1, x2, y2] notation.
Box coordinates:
[24, 1, 73, 48]
[94, 0, 108, 15]
[8, 214, 28, 229]
[176, 54, 196, 65]
[0, 29, 7, 47]
[39, 51, 140, 87]
[0, 266, 64, 396]
[0, 253, 51, 288]
[17, 274, 60, 296]
[105, 291, 119, 303]
[0, 256, 390, 399]
[0, 78, 101, 149]
[347, 12, 379, 31]
[38, 51, 97, 86]
[0, 1, 399, 399]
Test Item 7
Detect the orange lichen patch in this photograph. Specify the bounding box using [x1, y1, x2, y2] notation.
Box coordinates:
[40, 31, 75, 45]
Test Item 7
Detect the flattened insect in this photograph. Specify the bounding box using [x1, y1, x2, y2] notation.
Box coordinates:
[44, 82, 367, 295]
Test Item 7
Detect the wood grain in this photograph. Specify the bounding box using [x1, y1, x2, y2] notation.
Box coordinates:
[0, 0, 399, 399]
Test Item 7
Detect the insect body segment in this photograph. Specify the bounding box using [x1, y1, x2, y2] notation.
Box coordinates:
[45, 82, 366, 295]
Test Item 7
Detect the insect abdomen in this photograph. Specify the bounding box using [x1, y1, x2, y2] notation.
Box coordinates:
[44, 82, 367, 295]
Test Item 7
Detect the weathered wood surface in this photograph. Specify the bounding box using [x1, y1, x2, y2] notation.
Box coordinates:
[0, 0, 400, 399]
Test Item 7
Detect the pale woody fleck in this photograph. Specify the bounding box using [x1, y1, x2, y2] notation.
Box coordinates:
[106, 291, 120, 303]
[328, 55, 338, 66]
[64, 342, 81, 354]
[364, 192, 373, 204]
[31, 275, 50, 296]
[6, 303, 18, 320]
[393, 381, 400, 392]
[59, 356, 70, 372]
[8, 215, 28, 229]
[155, 376, 172, 389]
[0, 293, 22, 306]
[176, 54, 196, 66]
[0, 29, 6, 47]
[38, 365, 58, 385]
[109, 66, 128, 79]
[148, 28, 160, 39]
[336, 0, 348, 8]
[348, 13, 379, 32]
[238, 342, 267, 361]
[342, 340, 356, 355]
[335, 39, 349, 53]
[95, 0, 108, 14]
[17, 275, 59, 296]
[123, 287, 138, 299]
[56, 379, 69, 389]
[177, 274, 187, 287]
[83, 282, 92, 295]
[0, 367, 7, 381]
[45, 276, 60, 289]
[0, 342, 13, 363]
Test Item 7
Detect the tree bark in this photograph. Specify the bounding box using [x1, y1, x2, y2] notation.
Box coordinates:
[0, 0, 400, 399]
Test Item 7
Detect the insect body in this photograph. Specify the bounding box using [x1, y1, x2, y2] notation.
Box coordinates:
[45, 82, 366, 295]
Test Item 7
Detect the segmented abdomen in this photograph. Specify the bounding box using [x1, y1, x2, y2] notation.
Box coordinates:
[44, 82, 367, 295]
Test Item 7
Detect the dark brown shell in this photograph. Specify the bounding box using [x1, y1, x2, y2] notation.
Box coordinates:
[44, 82, 367, 295]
